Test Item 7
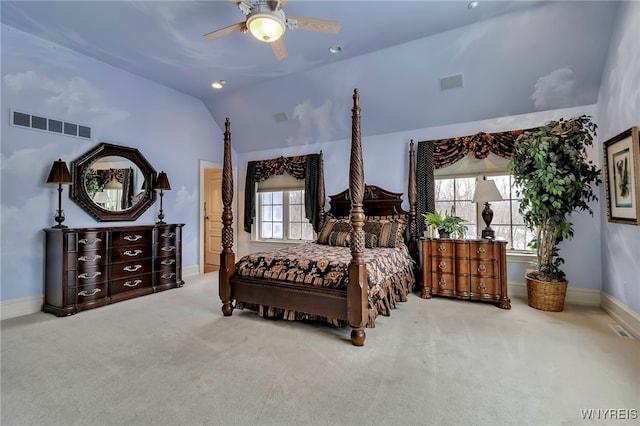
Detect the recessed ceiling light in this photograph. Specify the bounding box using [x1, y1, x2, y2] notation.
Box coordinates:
[329, 45, 342, 54]
[468, 1, 479, 9]
[211, 80, 226, 89]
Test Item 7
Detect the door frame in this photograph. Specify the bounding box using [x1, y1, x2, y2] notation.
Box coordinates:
[199, 160, 222, 275]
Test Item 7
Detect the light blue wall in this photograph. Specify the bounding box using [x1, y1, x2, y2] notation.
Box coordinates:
[596, 1, 640, 314]
[1, 25, 223, 302]
[236, 104, 602, 290]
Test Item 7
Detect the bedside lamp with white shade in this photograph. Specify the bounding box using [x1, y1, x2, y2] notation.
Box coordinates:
[472, 177, 503, 239]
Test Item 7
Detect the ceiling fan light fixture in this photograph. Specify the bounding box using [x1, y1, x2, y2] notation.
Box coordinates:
[247, 11, 285, 43]
[211, 80, 226, 89]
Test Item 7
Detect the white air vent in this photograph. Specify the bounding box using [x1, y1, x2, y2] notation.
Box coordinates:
[10, 109, 91, 139]
[440, 74, 464, 91]
[608, 323, 633, 338]
[273, 112, 288, 123]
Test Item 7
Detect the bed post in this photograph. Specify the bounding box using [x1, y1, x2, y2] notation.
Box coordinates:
[408, 140, 419, 257]
[219, 117, 235, 316]
[348, 89, 367, 347]
[316, 151, 325, 230]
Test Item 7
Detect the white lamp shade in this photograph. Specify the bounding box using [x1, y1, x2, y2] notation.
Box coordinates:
[248, 13, 284, 42]
[472, 179, 503, 203]
[93, 191, 111, 203]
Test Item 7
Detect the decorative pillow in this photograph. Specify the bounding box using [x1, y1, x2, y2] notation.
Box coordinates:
[316, 218, 351, 245]
[363, 217, 407, 248]
[328, 231, 378, 248]
[328, 231, 351, 247]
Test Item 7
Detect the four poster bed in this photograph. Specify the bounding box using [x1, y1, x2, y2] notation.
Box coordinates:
[219, 89, 419, 346]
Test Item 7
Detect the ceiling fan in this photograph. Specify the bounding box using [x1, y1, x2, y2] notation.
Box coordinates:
[203, 0, 341, 60]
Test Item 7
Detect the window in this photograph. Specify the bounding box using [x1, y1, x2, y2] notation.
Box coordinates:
[255, 174, 314, 242]
[433, 154, 533, 251]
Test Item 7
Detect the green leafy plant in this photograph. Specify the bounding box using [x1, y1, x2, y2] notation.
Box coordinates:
[509, 115, 601, 282]
[422, 209, 468, 239]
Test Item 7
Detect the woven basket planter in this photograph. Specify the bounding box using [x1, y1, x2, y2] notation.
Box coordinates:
[526, 272, 568, 312]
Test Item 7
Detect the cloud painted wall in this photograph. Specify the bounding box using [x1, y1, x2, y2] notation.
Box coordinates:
[596, 1, 640, 314]
[1, 25, 223, 302]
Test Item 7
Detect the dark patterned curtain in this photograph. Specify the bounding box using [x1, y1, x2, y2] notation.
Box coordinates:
[416, 129, 526, 235]
[244, 153, 324, 233]
[121, 168, 133, 209]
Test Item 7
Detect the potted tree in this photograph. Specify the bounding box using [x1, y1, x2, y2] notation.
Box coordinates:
[509, 115, 601, 311]
[422, 209, 468, 239]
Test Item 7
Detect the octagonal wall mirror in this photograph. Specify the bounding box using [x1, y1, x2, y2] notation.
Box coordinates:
[70, 142, 157, 221]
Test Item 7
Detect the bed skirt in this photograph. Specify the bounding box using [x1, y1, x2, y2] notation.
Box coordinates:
[235, 266, 415, 328]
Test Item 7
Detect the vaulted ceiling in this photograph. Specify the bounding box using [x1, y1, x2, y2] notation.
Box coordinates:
[1, 1, 621, 153]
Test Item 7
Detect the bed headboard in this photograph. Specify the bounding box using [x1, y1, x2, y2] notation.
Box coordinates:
[327, 185, 409, 218]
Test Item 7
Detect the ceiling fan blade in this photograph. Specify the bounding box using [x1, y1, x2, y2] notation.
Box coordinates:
[270, 38, 288, 61]
[203, 22, 245, 40]
[287, 16, 341, 34]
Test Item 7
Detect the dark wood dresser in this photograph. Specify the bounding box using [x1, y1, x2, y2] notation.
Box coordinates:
[421, 238, 511, 309]
[43, 224, 184, 316]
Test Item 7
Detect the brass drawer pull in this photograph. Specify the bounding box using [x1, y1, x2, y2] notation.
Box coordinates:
[478, 282, 487, 290]
[161, 232, 175, 238]
[477, 264, 487, 273]
[438, 278, 447, 287]
[123, 264, 142, 272]
[124, 279, 143, 288]
[477, 246, 486, 254]
[123, 249, 143, 257]
[161, 246, 175, 252]
[78, 288, 101, 297]
[123, 234, 143, 242]
[161, 272, 176, 279]
[438, 244, 446, 252]
[78, 271, 101, 279]
[78, 238, 101, 245]
[78, 255, 101, 262]
[161, 259, 176, 265]
[438, 261, 447, 271]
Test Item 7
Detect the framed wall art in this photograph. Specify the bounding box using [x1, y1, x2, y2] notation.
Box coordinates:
[603, 126, 640, 225]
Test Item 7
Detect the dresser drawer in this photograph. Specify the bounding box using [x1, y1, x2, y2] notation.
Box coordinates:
[111, 258, 153, 280]
[470, 259, 497, 276]
[429, 240, 454, 256]
[431, 273, 455, 294]
[157, 269, 178, 286]
[156, 243, 177, 258]
[156, 227, 178, 245]
[470, 276, 499, 296]
[111, 273, 153, 295]
[431, 257, 454, 274]
[111, 229, 152, 247]
[72, 231, 107, 251]
[71, 265, 107, 286]
[67, 250, 106, 269]
[469, 242, 497, 258]
[75, 282, 108, 303]
[111, 244, 152, 263]
[156, 257, 177, 269]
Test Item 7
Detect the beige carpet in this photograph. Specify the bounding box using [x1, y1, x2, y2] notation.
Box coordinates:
[2, 273, 639, 426]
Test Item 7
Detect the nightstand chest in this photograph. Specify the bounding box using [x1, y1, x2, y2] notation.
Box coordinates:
[421, 238, 511, 309]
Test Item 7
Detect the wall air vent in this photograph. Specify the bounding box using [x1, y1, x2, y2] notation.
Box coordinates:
[273, 112, 288, 123]
[608, 323, 633, 338]
[440, 74, 464, 91]
[10, 110, 92, 139]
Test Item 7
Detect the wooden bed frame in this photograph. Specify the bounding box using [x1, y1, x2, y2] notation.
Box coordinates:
[219, 89, 418, 346]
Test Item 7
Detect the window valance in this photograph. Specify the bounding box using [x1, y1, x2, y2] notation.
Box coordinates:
[244, 153, 325, 234]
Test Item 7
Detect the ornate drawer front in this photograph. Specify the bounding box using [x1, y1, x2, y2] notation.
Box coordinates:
[470, 259, 497, 276]
[470, 276, 499, 295]
[68, 250, 106, 269]
[469, 242, 496, 258]
[111, 229, 152, 247]
[156, 257, 177, 269]
[156, 268, 178, 285]
[111, 244, 152, 263]
[431, 257, 454, 274]
[111, 258, 153, 280]
[157, 244, 177, 258]
[71, 231, 107, 251]
[157, 227, 178, 245]
[72, 265, 107, 286]
[431, 273, 455, 293]
[429, 240, 454, 256]
[111, 274, 153, 295]
[75, 283, 108, 303]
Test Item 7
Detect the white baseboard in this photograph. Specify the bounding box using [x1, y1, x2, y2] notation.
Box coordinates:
[508, 281, 601, 306]
[600, 292, 640, 340]
[1, 295, 43, 320]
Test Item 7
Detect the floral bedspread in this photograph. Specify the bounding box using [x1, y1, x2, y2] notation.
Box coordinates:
[235, 242, 414, 289]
